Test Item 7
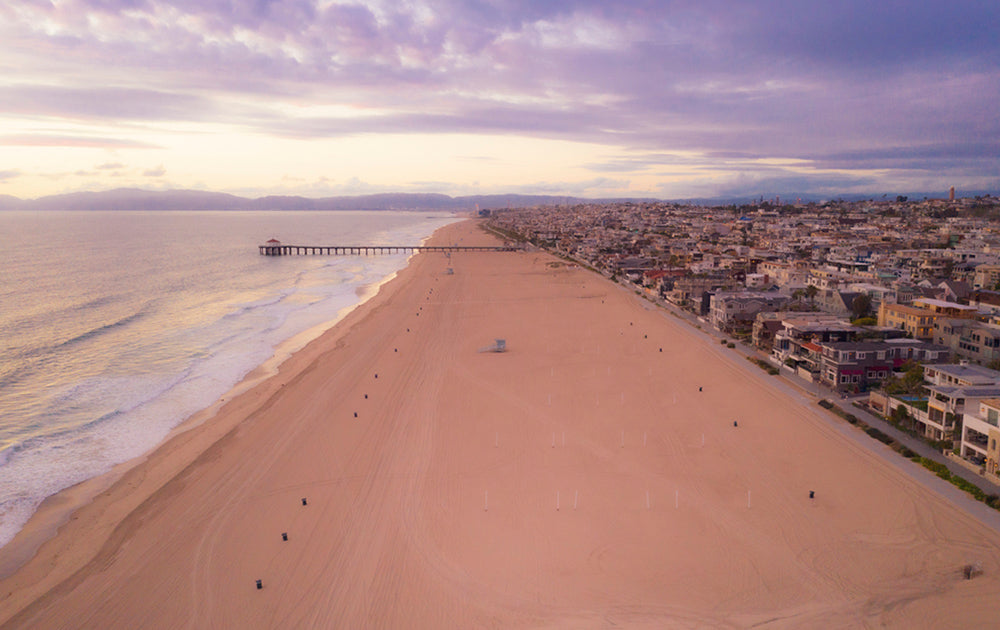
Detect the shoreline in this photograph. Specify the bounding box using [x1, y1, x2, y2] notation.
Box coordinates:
[0, 220, 456, 580]
[3, 218, 1000, 627]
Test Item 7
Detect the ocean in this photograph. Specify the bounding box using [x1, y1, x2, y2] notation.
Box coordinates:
[0, 209, 460, 549]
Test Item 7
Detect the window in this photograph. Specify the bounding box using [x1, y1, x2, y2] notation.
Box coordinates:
[840, 375, 849, 384]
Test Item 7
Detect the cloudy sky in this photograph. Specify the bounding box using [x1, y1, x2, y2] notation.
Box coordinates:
[1, 0, 997, 200]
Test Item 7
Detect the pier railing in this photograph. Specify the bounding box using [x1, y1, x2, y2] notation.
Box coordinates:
[259, 244, 519, 256]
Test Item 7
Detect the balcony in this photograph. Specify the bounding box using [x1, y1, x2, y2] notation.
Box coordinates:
[965, 427, 989, 451]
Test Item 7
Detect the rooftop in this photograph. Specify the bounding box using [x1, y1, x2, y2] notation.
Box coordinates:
[913, 297, 978, 311]
[925, 363, 1000, 383]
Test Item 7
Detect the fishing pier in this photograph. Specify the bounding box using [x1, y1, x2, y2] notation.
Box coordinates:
[259, 240, 518, 256]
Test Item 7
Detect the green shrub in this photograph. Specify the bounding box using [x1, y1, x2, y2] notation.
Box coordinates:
[917, 457, 950, 476]
[950, 476, 986, 500]
[891, 443, 917, 458]
[818, 399, 834, 409]
[865, 427, 894, 445]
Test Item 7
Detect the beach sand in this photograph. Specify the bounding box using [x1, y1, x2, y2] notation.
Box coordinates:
[2, 219, 999, 628]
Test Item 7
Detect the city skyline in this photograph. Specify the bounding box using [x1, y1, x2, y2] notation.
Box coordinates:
[2, 0, 998, 200]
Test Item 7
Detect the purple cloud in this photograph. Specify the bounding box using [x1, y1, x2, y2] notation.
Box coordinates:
[1, 0, 997, 195]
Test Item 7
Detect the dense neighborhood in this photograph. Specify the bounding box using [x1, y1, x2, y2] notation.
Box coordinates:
[487, 194, 1000, 481]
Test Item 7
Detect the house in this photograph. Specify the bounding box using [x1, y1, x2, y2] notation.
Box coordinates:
[932, 319, 1000, 366]
[755, 312, 854, 353]
[925, 385, 1000, 440]
[973, 264, 1000, 290]
[878, 299, 977, 341]
[820, 339, 950, 392]
[960, 399, 1000, 473]
[868, 363, 998, 441]
[709, 291, 791, 334]
[924, 363, 1000, 387]
[967, 289, 1000, 314]
[668, 274, 735, 312]
[768, 315, 856, 365]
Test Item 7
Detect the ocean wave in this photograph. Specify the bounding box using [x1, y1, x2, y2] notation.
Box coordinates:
[0, 441, 23, 467]
[56, 308, 147, 349]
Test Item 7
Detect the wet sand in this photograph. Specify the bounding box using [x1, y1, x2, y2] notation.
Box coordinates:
[2, 219, 999, 628]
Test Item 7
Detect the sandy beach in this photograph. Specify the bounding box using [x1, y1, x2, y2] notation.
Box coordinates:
[2, 218, 1000, 628]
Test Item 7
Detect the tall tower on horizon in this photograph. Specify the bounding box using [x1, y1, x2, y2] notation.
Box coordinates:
[949, 186, 956, 201]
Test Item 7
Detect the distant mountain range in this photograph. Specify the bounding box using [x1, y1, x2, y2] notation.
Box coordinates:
[0, 188, 603, 212]
[0, 187, 994, 213]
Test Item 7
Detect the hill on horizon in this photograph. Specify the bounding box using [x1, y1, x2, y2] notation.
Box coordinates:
[0, 188, 602, 212]
[2, 187, 995, 213]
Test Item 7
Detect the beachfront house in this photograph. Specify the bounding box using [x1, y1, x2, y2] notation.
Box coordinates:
[867, 362, 996, 441]
[923, 385, 1000, 440]
[709, 291, 791, 334]
[960, 399, 1000, 474]
[820, 339, 950, 393]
